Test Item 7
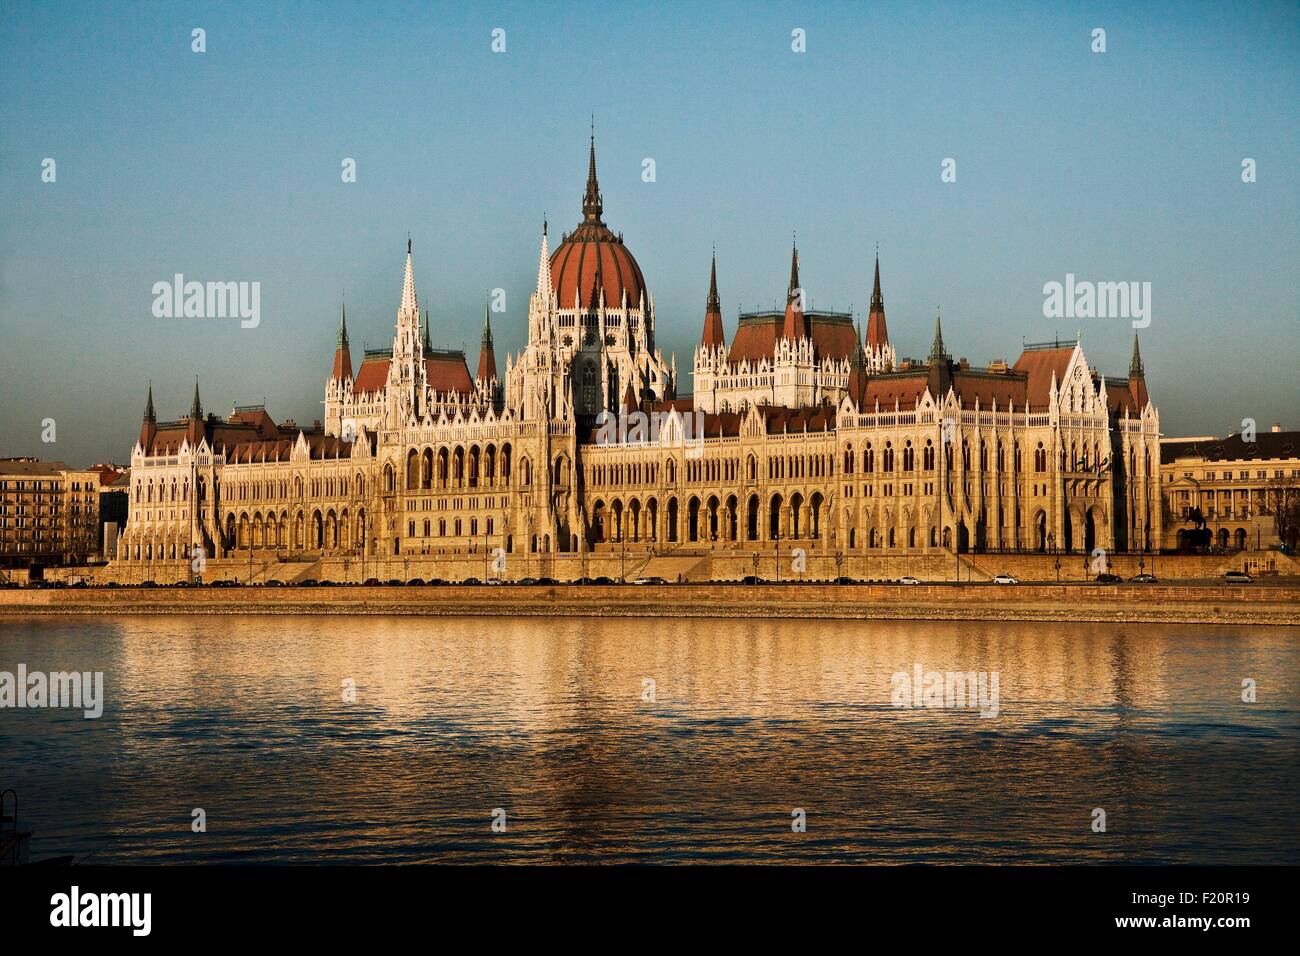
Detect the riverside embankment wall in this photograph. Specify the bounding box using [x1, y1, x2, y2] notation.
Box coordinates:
[3, 582, 1298, 625]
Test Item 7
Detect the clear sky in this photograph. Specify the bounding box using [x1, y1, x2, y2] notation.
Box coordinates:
[1, 0, 1297, 466]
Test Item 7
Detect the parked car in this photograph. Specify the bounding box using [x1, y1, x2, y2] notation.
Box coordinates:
[740, 575, 764, 585]
[462, 577, 482, 585]
[991, 573, 1019, 585]
[1224, 570, 1254, 583]
[1129, 573, 1158, 583]
[297, 579, 319, 587]
[425, 578, 448, 586]
[362, 578, 381, 586]
[516, 577, 538, 585]
[632, 576, 667, 585]
[1094, 573, 1123, 583]
[405, 578, 425, 586]
[537, 577, 558, 585]
[592, 576, 614, 585]
[897, 576, 921, 585]
[265, 579, 284, 587]
[138, 580, 158, 588]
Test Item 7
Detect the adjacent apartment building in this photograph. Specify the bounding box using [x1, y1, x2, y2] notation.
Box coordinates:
[1160, 427, 1300, 552]
[0, 458, 102, 568]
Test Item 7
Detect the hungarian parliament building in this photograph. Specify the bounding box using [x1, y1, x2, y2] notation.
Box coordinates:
[115, 136, 1162, 573]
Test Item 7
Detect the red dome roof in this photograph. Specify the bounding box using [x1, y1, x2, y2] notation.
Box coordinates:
[549, 135, 647, 310]
[550, 226, 646, 310]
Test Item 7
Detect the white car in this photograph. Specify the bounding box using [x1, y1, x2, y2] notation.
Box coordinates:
[991, 573, 1019, 585]
[897, 576, 921, 585]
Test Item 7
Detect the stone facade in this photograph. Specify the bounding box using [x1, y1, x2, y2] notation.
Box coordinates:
[113, 135, 1161, 580]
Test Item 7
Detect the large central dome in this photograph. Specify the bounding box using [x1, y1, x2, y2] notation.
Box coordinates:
[549, 136, 647, 310]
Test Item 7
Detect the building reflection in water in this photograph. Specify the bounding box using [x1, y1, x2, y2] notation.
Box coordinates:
[2, 615, 1294, 863]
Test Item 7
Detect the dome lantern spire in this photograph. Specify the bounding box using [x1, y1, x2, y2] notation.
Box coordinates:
[582, 121, 603, 223]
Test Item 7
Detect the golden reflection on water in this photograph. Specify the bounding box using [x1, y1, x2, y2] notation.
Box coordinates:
[3, 615, 1296, 863]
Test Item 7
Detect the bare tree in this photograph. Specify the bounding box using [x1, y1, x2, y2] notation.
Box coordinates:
[1264, 478, 1300, 549]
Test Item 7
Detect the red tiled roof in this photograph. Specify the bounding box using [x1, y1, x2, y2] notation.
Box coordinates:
[859, 375, 930, 411]
[762, 405, 836, 434]
[729, 313, 859, 364]
[353, 356, 389, 394]
[949, 371, 1027, 410]
[351, 352, 474, 396]
[426, 352, 474, 394]
[1012, 347, 1073, 408]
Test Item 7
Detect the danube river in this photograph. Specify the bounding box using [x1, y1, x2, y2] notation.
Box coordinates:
[2, 615, 1296, 864]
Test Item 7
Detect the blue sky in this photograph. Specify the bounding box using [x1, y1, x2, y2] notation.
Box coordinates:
[1, 0, 1297, 465]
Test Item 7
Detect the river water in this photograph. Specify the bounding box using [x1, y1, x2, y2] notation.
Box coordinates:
[1, 615, 1296, 863]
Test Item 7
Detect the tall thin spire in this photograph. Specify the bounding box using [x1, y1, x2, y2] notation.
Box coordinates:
[582, 124, 603, 223]
[190, 378, 202, 420]
[1129, 332, 1144, 376]
[400, 239, 418, 315]
[143, 382, 155, 422]
[787, 236, 800, 301]
[707, 248, 721, 312]
[422, 309, 432, 356]
[337, 303, 349, 349]
[535, 220, 553, 301]
[929, 309, 948, 363]
[702, 248, 726, 349]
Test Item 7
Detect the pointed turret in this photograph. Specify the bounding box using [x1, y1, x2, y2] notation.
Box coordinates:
[422, 309, 433, 357]
[781, 238, 806, 341]
[928, 310, 948, 363]
[582, 126, 603, 224]
[865, 252, 889, 349]
[847, 320, 868, 406]
[1128, 332, 1149, 409]
[185, 378, 205, 447]
[332, 304, 353, 381]
[701, 249, 726, 349]
[477, 303, 498, 384]
[138, 382, 157, 451]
